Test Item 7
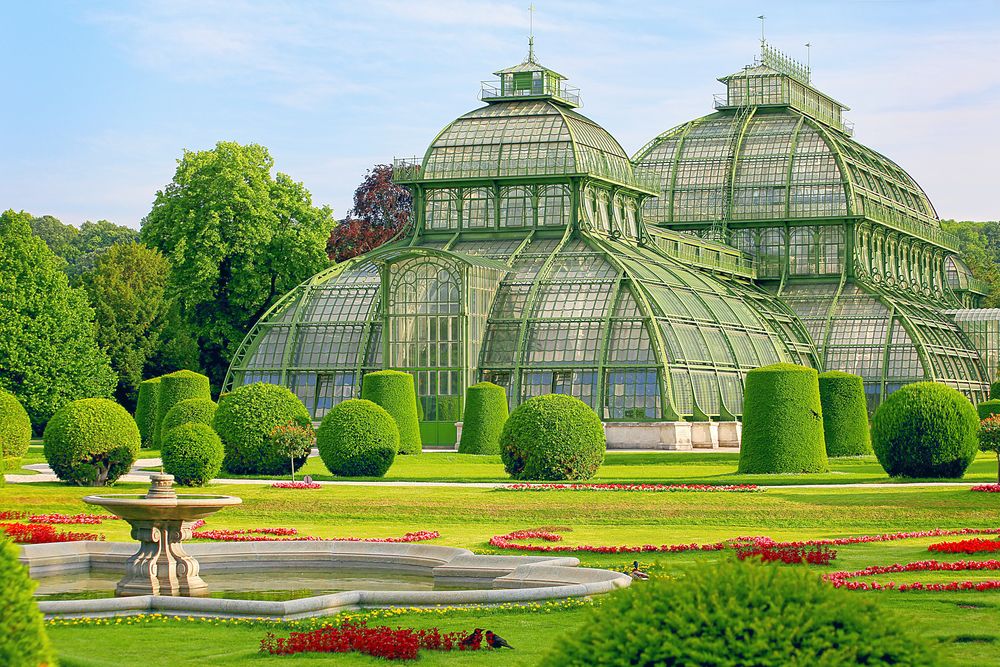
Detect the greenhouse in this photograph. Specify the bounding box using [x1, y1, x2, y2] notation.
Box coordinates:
[225, 42, 992, 445]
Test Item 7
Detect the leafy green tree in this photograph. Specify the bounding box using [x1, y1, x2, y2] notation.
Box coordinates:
[30, 214, 79, 267]
[30, 214, 138, 280]
[81, 242, 171, 408]
[143, 300, 201, 378]
[941, 219, 1000, 307]
[141, 141, 334, 386]
[0, 210, 116, 428]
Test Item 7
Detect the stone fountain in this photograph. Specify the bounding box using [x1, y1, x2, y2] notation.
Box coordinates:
[84, 473, 242, 597]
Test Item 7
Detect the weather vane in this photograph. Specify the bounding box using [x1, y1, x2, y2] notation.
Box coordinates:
[528, 4, 536, 61]
[758, 14, 766, 47]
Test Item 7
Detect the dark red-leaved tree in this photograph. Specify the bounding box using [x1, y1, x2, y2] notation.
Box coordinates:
[327, 164, 412, 262]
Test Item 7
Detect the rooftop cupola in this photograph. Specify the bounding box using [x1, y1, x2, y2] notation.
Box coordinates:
[480, 38, 581, 108]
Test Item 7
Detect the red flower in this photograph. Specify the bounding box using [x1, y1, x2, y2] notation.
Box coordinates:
[259, 621, 475, 660]
[0, 523, 103, 544]
[502, 483, 760, 493]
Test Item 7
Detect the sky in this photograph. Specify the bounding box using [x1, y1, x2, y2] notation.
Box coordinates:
[2, 0, 999, 228]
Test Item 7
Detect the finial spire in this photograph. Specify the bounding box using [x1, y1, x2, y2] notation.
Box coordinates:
[527, 4, 536, 62]
[805, 42, 811, 77]
[758, 14, 766, 49]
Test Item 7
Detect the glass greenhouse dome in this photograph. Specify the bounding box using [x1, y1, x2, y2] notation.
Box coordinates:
[224, 46, 819, 445]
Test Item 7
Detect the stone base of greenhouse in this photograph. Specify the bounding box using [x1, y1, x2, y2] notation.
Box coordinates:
[453, 421, 742, 451]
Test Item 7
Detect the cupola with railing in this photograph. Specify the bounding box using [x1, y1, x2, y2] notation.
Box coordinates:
[480, 38, 580, 107]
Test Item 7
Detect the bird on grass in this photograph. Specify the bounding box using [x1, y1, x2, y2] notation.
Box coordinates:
[485, 630, 514, 649]
[460, 628, 483, 649]
[629, 560, 650, 580]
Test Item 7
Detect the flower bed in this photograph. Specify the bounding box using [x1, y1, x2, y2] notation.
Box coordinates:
[501, 483, 760, 493]
[271, 481, 322, 489]
[260, 621, 477, 660]
[1, 522, 103, 544]
[192, 527, 440, 543]
[971, 484, 1000, 493]
[29, 513, 118, 525]
[733, 541, 836, 565]
[928, 538, 1000, 555]
[825, 559, 1000, 591]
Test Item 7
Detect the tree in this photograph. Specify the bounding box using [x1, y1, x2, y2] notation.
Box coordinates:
[941, 219, 1000, 307]
[327, 164, 412, 262]
[141, 141, 334, 386]
[30, 214, 139, 280]
[0, 210, 116, 428]
[80, 242, 172, 408]
[30, 214, 79, 267]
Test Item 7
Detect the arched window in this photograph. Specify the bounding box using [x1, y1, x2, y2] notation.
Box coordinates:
[538, 184, 569, 226]
[426, 190, 458, 230]
[500, 186, 532, 228]
[463, 188, 494, 229]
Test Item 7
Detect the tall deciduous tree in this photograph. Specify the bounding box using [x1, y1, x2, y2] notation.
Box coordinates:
[0, 210, 116, 428]
[30, 215, 139, 280]
[941, 219, 1000, 307]
[327, 164, 412, 262]
[81, 242, 172, 408]
[141, 141, 334, 386]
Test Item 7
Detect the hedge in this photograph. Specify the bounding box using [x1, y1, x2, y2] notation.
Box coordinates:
[213, 383, 312, 476]
[134, 377, 160, 449]
[977, 399, 1000, 421]
[161, 422, 224, 486]
[872, 381, 979, 478]
[542, 559, 937, 666]
[991, 381, 1000, 400]
[817, 371, 871, 457]
[0, 536, 55, 667]
[162, 398, 218, 433]
[0, 388, 31, 461]
[361, 370, 422, 454]
[500, 394, 605, 481]
[154, 370, 210, 448]
[316, 399, 398, 477]
[458, 382, 508, 454]
[43, 398, 141, 486]
[738, 363, 828, 474]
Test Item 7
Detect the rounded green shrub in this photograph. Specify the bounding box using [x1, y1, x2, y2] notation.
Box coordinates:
[162, 398, 218, 433]
[0, 388, 32, 461]
[458, 382, 508, 455]
[500, 394, 605, 481]
[134, 377, 160, 449]
[316, 399, 398, 477]
[872, 381, 979, 478]
[737, 363, 828, 474]
[0, 535, 55, 667]
[213, 383, 312, 476]
[818, 370, 871, 457]
[154, 370, 210, 448]
[977, 399, 1000, 421]
[361, 370, 422, 454]
[542, 558, 937, 666]
[161, 422, 224, 486]
[43, 398, 140, 486]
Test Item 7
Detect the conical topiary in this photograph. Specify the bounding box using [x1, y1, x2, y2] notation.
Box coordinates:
[361, 370, 422, 454]
[738, 363, 828, 474]
[459, 382, 508, 454]
[818, 371, 871, 457]
[0, 388, 32, 463]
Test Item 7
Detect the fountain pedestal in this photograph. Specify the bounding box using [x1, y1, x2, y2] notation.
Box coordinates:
[84, 473, 241, 597]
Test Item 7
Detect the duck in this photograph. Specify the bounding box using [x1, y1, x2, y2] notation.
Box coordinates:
[629, 560, 650, 580]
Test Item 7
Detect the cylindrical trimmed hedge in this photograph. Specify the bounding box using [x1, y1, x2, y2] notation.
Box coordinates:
[458, 382, 508, 454]
[872, 381, 979, 478]
[500, 394, 605, 481]
[0, 536, 55, 666]
[0, 388, 32, 461]
[162, 398, 218, 433]
[155, 370, 210, 448]
[991, 381, 1000, 400]
[977, 399, 1000, 421]
[213, 383, 312, 476]
[161, 422, 224, 486]
[361, 370, 422, 454]
[541, 559, 937, 666]
[134, 377, 160, 449]
[738, 363, 828, 474]
[317, 399, 398, 477]
[42, 398, 141, 486]
[818, 371, 871, 457]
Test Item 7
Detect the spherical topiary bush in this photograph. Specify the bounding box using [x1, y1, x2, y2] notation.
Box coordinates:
[162, 398, 218, 433]
[542, 559, 937, 667]
[872, 381, 979, 478]
[360, 370, 421, 454]
[154, 370, 211, 448]
[737, 363, 828, 474]
[977, 399, 1000, 421]
[161, 422, 224, 486]
[213, 383, 312, 476]
[134, 377, 160, 449]
[458, 382, 509, 455]
[818, 371, 871, 457]
[500, 394, 605, 481]
[316, 399, 398, 477]
[43, 398, 140, 486]
[0, 388, 32, 462]
[0, 536, 55, 667]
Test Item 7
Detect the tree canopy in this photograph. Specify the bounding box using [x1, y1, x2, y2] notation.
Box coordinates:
[0, 210, 116, 428]
[327, 164, 411, 262]
[31, 215, 138, 280]
[942, 219, 1000, 307]
[141, 141, 334, 386]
